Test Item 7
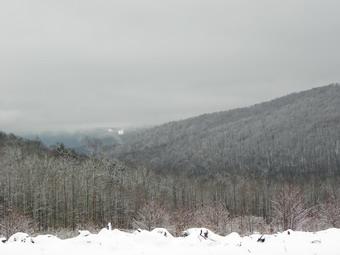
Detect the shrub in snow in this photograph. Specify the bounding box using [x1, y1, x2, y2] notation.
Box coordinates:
[181, 228, 208, 237]
[0, 237, 6, 243]
[181, 228, 221, 242]
[257, 234, 265, 242]
[8, 232, 34, 243]
[132, 229, 150, 235]
[200, 229, 209, 239]
[182, 230, 189, 237]
[151, 228, 173, 237]
[311, 239, 322, 244]
[283, 229, 293, 235]
[78, 230, 91, 237]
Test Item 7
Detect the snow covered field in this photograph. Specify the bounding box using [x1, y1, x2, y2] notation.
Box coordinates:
[1, 228, 339, 255]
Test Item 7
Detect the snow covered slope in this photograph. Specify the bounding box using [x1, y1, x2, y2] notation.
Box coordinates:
[1, 228, 339, 255]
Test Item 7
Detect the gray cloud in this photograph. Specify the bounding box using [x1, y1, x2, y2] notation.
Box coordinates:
[1, 0, 339, 133]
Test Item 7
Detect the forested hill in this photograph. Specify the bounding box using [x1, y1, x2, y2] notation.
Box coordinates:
[114, 84, 340, 175]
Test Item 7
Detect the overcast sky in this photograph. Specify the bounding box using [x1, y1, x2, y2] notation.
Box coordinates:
[1, 0, 339, 134]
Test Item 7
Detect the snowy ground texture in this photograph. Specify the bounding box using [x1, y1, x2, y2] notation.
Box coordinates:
[1, 227, 340, 255]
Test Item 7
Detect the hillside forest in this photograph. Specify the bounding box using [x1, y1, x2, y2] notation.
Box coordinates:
[0, 85, 340, 238]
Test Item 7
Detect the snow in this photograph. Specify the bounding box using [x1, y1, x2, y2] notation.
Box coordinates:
[151, 228, 173, 237]
[78, 230, 91, 237]
[7, 232, 34, 243]
[0, 228, 339, 255]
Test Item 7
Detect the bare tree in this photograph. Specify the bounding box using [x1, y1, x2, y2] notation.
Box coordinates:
[192, 202, 229, 235]
[172, 207, 194, 235]
[271, 186, 311, 230]
[132, 200, 171, 231]
[0, 206, 36, 239]
[319, 197, 340, 228]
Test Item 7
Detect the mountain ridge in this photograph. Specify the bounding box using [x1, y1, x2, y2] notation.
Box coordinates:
[114, 83, 340, 175]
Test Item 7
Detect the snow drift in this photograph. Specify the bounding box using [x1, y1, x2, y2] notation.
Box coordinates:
[1, 228, 339, 255]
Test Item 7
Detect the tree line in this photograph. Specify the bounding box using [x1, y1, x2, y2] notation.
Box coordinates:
[0, 132, 339, 238]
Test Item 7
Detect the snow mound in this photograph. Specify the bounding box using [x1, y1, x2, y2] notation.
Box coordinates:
[78, 230, 91, 237]
[151, 228, 173, 238]
[33, 234, 61, 244]
[224, 232, 242, 245]
[8, 232, 34, 243]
